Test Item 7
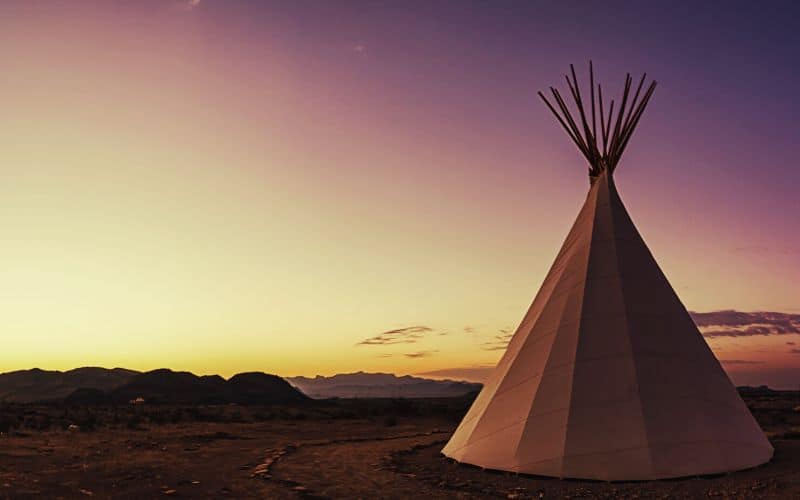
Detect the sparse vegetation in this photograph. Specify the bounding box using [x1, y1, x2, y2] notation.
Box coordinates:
[1, 392, 798, 498]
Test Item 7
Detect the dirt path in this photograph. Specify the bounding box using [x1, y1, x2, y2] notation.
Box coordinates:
[2, 417, 799, 499]
[267, 430, 463, 499]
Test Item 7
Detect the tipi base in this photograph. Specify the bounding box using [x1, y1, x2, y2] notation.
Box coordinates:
[441, 453, 773, 482]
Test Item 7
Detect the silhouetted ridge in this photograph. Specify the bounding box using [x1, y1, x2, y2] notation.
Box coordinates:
[107, 369, 308, 405]
[227, 372, 307, 404]
[0, 367, 138, 403]
[110, 369, 228, 404]
[0, 367, 308, 405]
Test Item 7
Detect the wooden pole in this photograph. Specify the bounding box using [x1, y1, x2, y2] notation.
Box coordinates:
[538, 64, 656, 178]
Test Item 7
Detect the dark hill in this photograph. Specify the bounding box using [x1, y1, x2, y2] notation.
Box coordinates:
[227, 372, 308, 404]
[109, 369, 229, 404]
[1, 367, 308, 405]
[0, 367, 139, 403]
[84, 369, 308, 405]
[64, 388, 110, 405]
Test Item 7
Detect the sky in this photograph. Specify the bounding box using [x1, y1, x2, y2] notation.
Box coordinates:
[1, 1, 798, 387]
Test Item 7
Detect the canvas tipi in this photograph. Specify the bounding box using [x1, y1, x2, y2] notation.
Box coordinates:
[442, 63, 773, 480]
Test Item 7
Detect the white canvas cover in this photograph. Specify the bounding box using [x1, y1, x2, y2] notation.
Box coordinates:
[442, 171, 773, 480]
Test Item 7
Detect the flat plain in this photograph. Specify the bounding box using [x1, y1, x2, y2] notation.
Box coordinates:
[1, 393, 799, 499]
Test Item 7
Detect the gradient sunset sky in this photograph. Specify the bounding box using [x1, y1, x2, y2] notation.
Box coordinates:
[1, 1, 798, 387]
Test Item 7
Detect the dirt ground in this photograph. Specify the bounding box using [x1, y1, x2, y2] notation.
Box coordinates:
[1, 394, 799, 499]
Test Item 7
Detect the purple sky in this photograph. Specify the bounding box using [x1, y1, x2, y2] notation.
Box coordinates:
[1, 0, 798, 385]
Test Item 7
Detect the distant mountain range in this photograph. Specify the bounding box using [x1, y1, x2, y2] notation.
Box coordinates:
[0, 368, 781, 403]
[286, 372, 482, 399]
[0, 368, 306, 405]
[0, 368, 482, 403]
[0, 367, 138, 403]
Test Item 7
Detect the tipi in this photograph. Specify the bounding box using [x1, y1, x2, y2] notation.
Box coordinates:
[442, 63, 773, 481]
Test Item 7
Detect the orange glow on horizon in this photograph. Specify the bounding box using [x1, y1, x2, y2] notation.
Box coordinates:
[0, 1, 797, 388]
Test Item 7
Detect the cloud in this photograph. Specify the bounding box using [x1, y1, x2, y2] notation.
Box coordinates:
[356, 326, 433, 346]
[690, 311, 800, 338]
[173, 0, 202, 12]
[790, 349, 800, 354]
[352, 44, 366, 53]
[466, 311, 799, 352]
[481, 329, 514, 351]
[787, 342, 796, 346]
[734, 245, 800, 255]
[177, 0, 201, 10]
[404, 350, 438, 359]
[416, 365, 494, 383]
[719, 359, 766, 365]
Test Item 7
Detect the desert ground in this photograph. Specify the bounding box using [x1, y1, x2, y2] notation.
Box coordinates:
[1, 392, 799, 499]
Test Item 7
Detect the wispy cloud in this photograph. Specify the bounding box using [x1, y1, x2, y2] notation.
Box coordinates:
[177, 0, 202, 10]
[356, 326, 433, 346]
[790, 349, 800, 354]
[720, 359, 766, 365]
[734, 245, 800, 255]
[404, 350, 438, 359]
[468, 311, 799, 353]
[481, 328, 513, 351]
[416, 364, 494, 383]
[690, 311, 800, 338]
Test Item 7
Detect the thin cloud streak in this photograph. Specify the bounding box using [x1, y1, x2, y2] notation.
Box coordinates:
[720, 359, 766, 365]
[417, 365, 494, 383]
[356, 326, 434, 346]
[690, 311, 800, 338]
[473, 311, 800, 353]
[481, 328, 513, 351]
[404, 350, 438, 359]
